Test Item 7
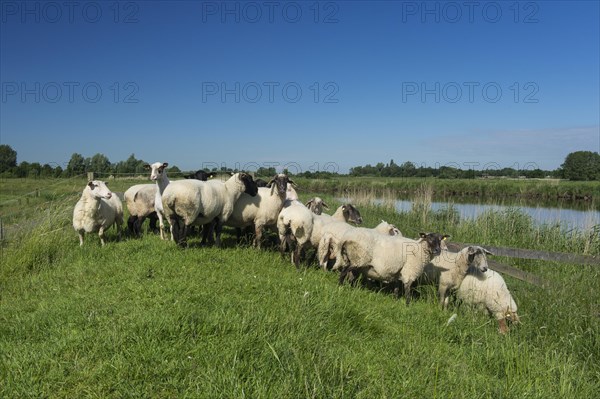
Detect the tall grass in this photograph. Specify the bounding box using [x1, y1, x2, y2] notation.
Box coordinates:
[0, 183, 599, 397]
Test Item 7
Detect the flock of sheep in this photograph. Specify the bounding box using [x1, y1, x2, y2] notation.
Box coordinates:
[72, 162, 520, 334]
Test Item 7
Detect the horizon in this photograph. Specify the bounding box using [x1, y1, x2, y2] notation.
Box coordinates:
[1, 1, 599, 173]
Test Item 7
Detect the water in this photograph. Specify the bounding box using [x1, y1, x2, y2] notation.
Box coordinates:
[343, 197, 600, 231]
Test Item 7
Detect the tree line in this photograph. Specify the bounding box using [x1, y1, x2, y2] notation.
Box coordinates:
[348, 153, 600, 181]
[0, 144, 598, 181]
[0, 147, 182, 178]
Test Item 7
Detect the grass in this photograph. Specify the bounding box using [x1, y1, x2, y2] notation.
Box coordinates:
[0, 178, 599, 397]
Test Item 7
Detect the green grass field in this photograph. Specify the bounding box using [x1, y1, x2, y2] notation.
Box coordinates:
[1, 178, 599, 397]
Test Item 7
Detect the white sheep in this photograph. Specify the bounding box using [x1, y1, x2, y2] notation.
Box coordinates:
[457, 268, 520, 334]
[161, 172, 258, 247]
[422, 245, 493, 309]
[225, 174, 295, 248]
[73, 180, 123, 246]
[318, 220, 402, 271]
[124, 184, 158, 236]
[338, 232, 448, 304]
[305, 197, 328, 215]
[277, 203, 361, 268]
[145, 162, 171, 240]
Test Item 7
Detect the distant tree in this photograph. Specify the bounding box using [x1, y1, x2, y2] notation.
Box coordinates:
[66, 153, 86, 177]
[0, 144, 17, 173]
[88, 153, 111, 176]
[560, 151, 600, 181]
[15, 161, 30, 177]
[41, 164, 54, 177]
[167, 165, 181, 175]
[257, 166, 276, 176]
[53, 166, 64, 178]
[29, 162, 42, 178]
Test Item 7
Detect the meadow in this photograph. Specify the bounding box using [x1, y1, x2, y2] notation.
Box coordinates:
[0, 177, 599, 398]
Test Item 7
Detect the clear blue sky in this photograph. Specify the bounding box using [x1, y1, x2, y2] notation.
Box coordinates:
[1, 0, 599, 173]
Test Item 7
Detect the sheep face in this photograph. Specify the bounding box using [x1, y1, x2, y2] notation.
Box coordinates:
[418, 232, 449, 257]
[306, 197, 328, 215]
[381, 220, 401, 236]
[342, 204, 363, 225]
[87, 180, 112, 199]
[269, 174, 293, 197]
[239, 173, 259, 196]
[145, 162, 169, 181]
[467, 246, 493, 273]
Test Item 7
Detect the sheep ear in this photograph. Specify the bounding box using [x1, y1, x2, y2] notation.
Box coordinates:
[467, 246, 477, 255]
[483, 248, 494, 256]
[322, 201, 329, 209]
[288, 179, 297, 187]
[419, 232, 427, 239]
[162, 162, 169, 168]
[305, 200, 313, 207]
[443, 235, 450, 241]
[88, 181, 96, 189]
[143, 164, 151, 170]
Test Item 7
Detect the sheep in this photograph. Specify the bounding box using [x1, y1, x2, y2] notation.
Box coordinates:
[124, 184, 158, 236]
[255, 178, 269, 188]
[318, 220, 402, 271]
[185, 169, 216, 181]
[145, 162, 171, 240]
[73, 180, 123, 246]
[225, 174, 295, 248]
[456, 268, 520, 334]
[161, 172, 258, 247]
[277, 203, 362, 268]
[421, 245, 493, 309]
[305, 197, 328, 215]
[338, 232, 448, 304]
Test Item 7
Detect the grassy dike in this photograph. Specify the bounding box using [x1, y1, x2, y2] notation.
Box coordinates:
[1, 184, 598, 397]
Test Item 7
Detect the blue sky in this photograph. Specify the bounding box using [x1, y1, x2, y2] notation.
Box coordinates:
[1, 0, 599, 173]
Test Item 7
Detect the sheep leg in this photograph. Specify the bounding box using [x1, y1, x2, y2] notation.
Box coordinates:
[214, 219, 223, 248]
[293, 244, 302, 269]
[149, 213, 158, 233]
[169, 216, 182, 245]
[498, 319, 509, 334]
[157, 212, 166, 240]
[439, 287, 449, 310]
[254, 224, 264, 248]
[404, 281, 413, 305]
[135, 216, 146, 237]
[201, 221, 215, 246]
[339, 267, 350, 285]
[78, 231, 84, 246]
[127, 215, 136, 235]
[99, 226, 106, 246]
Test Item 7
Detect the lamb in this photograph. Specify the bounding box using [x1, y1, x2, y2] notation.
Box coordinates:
[225, 174, 295, 248]
[73, 180, 123, 246]
[277, 203, 362, 268]
[124, 184, 158, 236]
[338, 232, 448, 304]
[145, 162, 171, 240]
[161, 172, 258, 247]
[456, 268, 520, 334]
[318, 220, 402, 271]
[305, 197, 328, 215]
[422, 245, 493, 309]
